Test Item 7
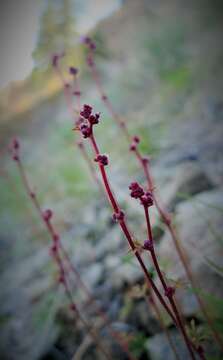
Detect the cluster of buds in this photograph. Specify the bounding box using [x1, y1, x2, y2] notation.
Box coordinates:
[82, 36, 96, 68]
[69, 66, 78, 76]
[82, 36, 96, 51]
[10, 137, 20, 162]
[78, 104, 100, 138]
[129, 182, 153, 208]
[94, 154, 109, 166]
[129, 182, 144, 199]
[129, 135, 140, 152]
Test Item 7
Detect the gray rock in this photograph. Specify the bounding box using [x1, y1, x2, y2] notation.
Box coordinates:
[146, 330, 189, 360]
[104, 254, 142, 289]
[157, 189, 223, 315]
[82, 263, 104, 290]
[153, 161, 213, 212]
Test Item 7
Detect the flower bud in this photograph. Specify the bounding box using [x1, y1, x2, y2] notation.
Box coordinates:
[129, 182, 144, 199]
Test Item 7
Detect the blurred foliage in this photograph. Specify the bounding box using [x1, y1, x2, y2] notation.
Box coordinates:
[90, 29, 111, 60]
[129, 332, 147, 358]
[143, 24, 187, 81]
[33, 0, 78, 68]
[186, 319, 210, 348]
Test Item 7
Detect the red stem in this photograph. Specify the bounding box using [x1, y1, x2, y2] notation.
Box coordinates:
[143, 206, 198, 360]
[147, 295, 181, 360]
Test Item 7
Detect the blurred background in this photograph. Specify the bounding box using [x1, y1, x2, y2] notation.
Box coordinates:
[0, 0, 223, 359]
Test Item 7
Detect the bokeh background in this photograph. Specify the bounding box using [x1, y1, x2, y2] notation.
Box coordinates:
[0, 0, 223, 359]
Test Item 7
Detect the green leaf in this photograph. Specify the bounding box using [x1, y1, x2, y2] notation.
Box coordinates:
[129, 332, 147, 357]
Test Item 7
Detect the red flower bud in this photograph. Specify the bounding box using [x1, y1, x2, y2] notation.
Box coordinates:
[133, 136, 140, 144]
[113, 210, 125, 222]
[70, 303, 76, 312]
[140, 192, 153, 207]
[129, 143, 136, 151]
[89, 113, 100, 125]
[13, 155, 19, 162]
[143, 240, 153, 251]
[164, 286, 175, 298]
[80, 104, 92, 119]
[69, 67, 78, 75]
[101, 94, 108, 101]
[73, 90, 81, 96]
[80, 124, 92, 138]
[94, 154, 109, 166]
[129, 182, 144, 199]
[12, 138, 20, 150]
[43, 209, 53, 222]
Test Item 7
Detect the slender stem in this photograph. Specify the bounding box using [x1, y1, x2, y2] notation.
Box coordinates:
[147, 295, 181, 360]
[144, 205, 196, 360]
